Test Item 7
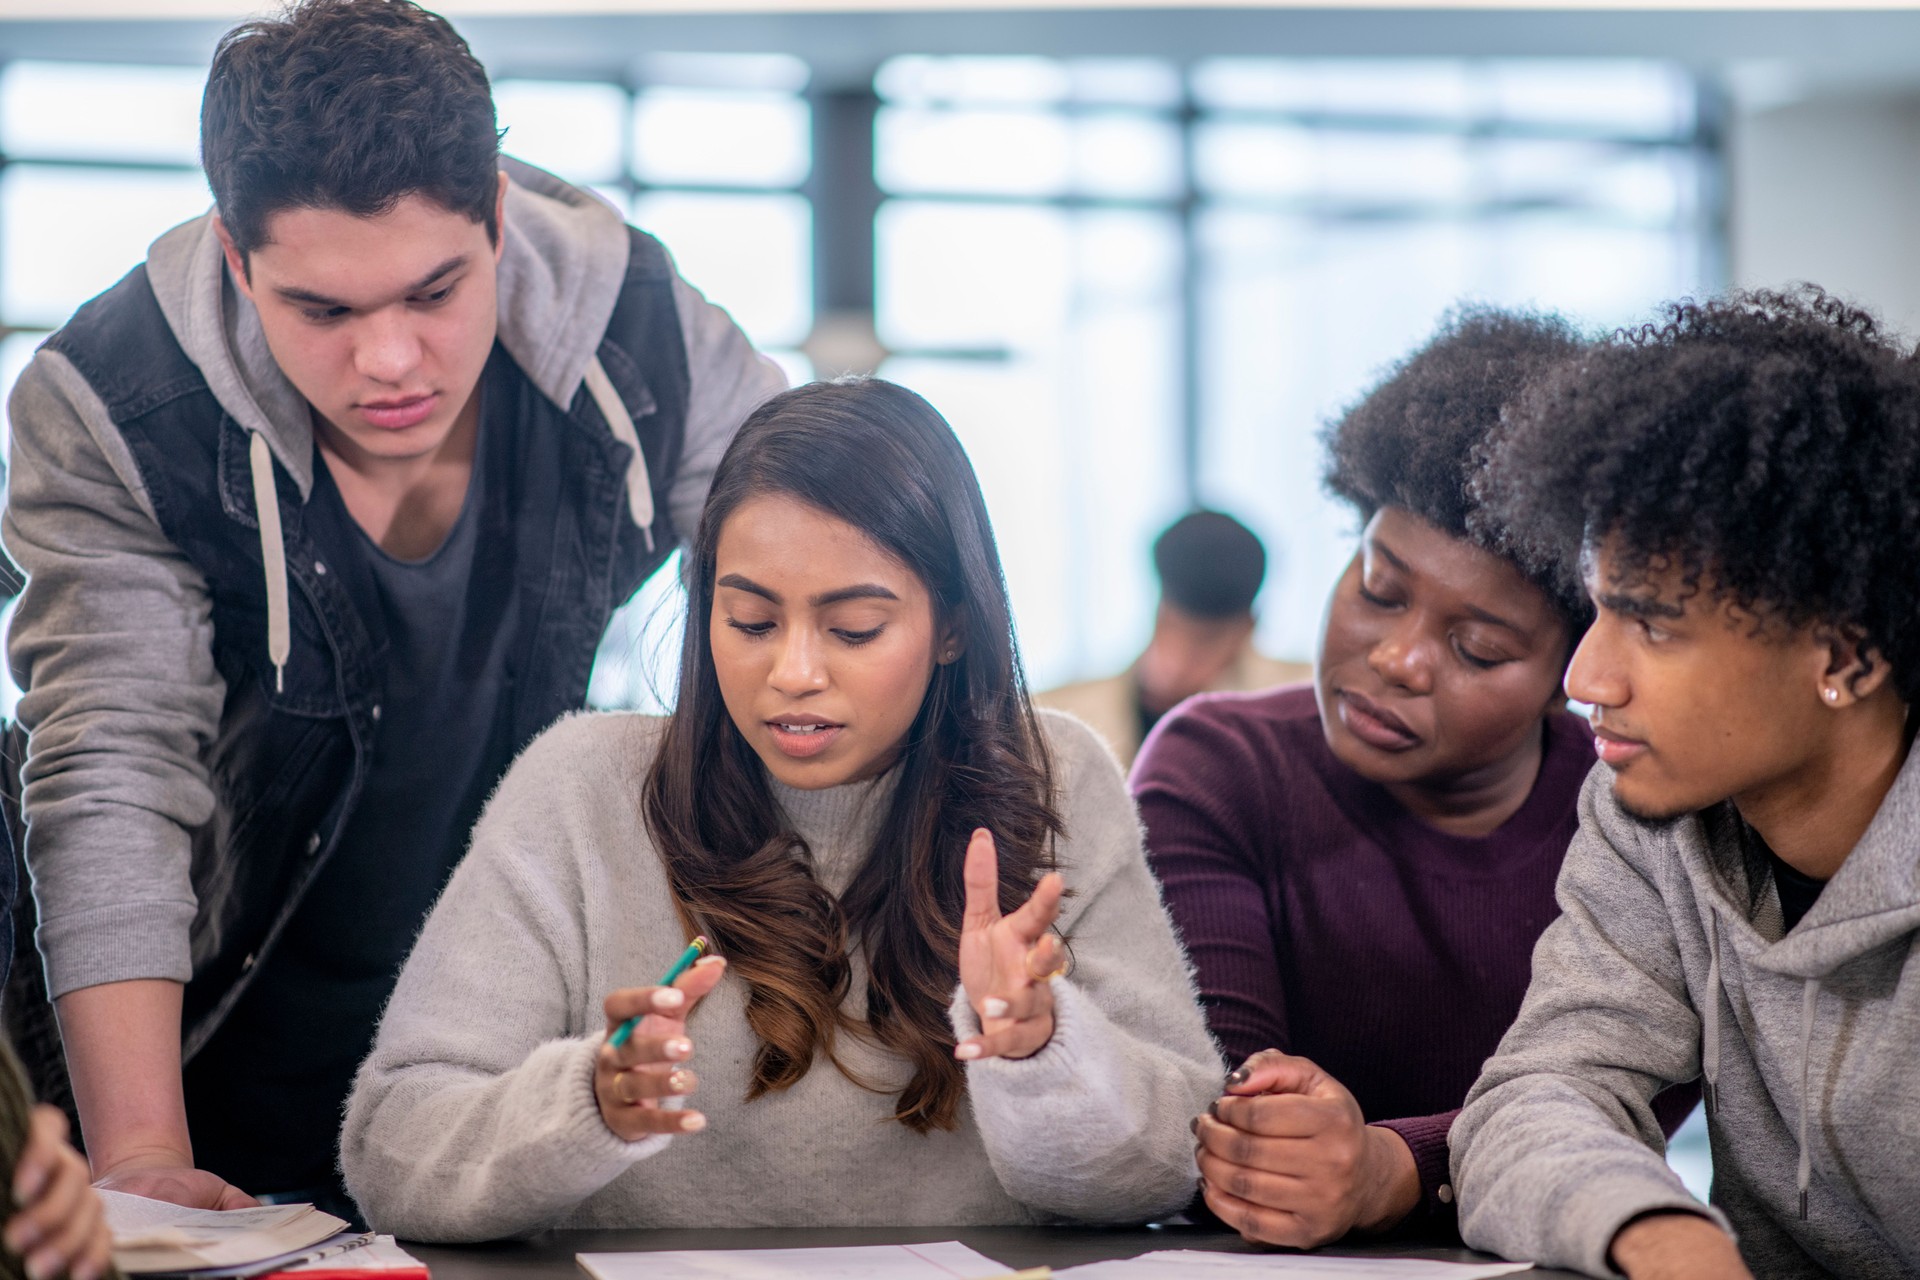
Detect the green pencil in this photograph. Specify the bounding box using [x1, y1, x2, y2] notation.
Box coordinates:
[608, 935, 709, 1048]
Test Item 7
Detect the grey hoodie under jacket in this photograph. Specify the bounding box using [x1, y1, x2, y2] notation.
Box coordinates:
[1451, 751, 1920, 1278]
[3, 159, 785, 1003]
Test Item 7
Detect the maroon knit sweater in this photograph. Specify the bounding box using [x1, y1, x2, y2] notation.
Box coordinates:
[1134, 683, 1696, 1234]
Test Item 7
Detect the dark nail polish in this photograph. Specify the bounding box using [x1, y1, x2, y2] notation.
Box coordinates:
[1189, 1115, 1200, 1135]
[1208, 1098, 1221, 1120]
[1225, 1066, 1251, 1087]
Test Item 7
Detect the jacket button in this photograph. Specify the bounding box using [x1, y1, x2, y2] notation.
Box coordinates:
[242, 953, 256, 971]
[314, 560, 328, 575]
[1437, 1184, 1455, 1205]
[370, 704, 382, 722]
[306, 832, 321, 854]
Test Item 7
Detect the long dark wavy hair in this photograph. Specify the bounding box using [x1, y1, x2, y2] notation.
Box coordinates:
[643, 377, 1061, 1133]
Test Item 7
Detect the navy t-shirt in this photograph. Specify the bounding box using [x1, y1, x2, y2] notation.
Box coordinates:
[186, 348, 535, 1196]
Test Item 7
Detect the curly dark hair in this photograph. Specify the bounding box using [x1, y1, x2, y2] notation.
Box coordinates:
[1322, 306, 1591, 634]
[202, 0, 502, 259]
[1474, 286, 1920, 702]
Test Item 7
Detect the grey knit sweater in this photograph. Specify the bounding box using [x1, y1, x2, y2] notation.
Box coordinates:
[340, 709, 1221, 1242]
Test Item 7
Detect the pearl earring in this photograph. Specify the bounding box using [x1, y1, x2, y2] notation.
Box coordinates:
[1824, 687, 1840, 703]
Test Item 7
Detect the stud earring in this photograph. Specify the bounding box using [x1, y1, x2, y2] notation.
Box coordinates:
[944, 649, 957, 662]
[1824, 687, 1841, 703]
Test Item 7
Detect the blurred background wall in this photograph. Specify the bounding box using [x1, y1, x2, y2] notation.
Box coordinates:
[0, 2, 1914, 710]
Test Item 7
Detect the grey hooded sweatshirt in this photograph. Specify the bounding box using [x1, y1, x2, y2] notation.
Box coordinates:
[3, 158, 785, 1005]
[1451, 751, 1920, 1278]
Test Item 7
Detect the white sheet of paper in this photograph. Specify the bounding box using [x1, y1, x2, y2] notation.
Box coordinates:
[577, 1241, 1013, 1280]
[1051, 1251, 1535, 1279]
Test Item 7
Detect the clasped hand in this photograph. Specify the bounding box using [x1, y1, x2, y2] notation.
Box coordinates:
[1194, 1049, 1419, 1248]
[594, 954, 727, 1140]
[955, 828, 1067, 1063]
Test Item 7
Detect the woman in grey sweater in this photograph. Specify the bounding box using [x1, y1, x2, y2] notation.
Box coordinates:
[340, 379, 1222, 1242]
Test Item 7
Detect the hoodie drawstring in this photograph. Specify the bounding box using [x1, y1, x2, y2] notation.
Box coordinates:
[1706, 906, 1820, 1222]
[1798, 977, 1820, 1220]
[1703, 908, 1721, 1117]
[247, 356, 650, 691]
[248, 433, 291, 693]
[583, 355, 655, 553]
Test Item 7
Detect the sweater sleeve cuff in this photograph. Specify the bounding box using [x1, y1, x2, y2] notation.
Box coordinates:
[1582, 1189, 1735, 1274]
[948, 975, 1087, 1094]
[38, 900, 196, 998]
[1373, 1110, 1461, 1236]
[1548, 1172, 1730, 1279]
[556, 1033, 676, 1171]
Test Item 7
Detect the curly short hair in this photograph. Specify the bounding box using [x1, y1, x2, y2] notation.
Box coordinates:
[1323, 306, 1590, 634]
[1474, 287, 1920, 701]
[202, 0, 502, 259]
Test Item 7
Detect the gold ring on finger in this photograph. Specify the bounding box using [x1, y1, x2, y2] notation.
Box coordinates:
[613, 1069, 640, 1106]
[1025, 939, 1070, 982]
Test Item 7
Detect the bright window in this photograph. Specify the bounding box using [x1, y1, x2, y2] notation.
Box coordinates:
[875, 55, 1716, 687]
[1190, 58, 1711, 663]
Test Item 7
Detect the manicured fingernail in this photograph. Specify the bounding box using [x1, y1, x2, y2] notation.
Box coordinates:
[1196, 1176, 1209, 1194]
[667, 1068, 697, 1095]
[694, 955, 725, 968]
[1189, 1115, 1200, 1135]
[1208, 1098, 1222, 1120]
[1225, 1066, 1251, 1087]
[665, 1038, 692, 1059]
[11, 1164, 44, 1206]
[679, 1112, 707, 1132]
[982, 998, 1009, 1019]
[652, 988, 685, 1010]
[955, 1042, 982, 1061]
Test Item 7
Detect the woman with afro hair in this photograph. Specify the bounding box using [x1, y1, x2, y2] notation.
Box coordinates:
[1135, 308, 1699, 1250]
[1451, 289, 1920, 1280]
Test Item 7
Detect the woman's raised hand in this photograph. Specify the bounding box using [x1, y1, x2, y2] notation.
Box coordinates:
[595, 955, 727, 1141]
[956, 828, 1066, 1062]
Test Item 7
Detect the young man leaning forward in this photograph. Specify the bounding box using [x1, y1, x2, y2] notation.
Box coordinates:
[1452, 289, 1920, 1280]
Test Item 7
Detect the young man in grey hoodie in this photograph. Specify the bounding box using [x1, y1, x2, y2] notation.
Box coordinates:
[1451, 288, 1920, 1280]
[1, 0, 782, 1214]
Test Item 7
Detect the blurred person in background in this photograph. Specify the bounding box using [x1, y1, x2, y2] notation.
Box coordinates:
[1038, 510, 1307, 766]
[0, 0, 780, 1218]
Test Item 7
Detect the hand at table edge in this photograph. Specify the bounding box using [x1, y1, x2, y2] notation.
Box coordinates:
[1609, 1210, 1752, 1280]
[1197, 1049, 1421, 1247]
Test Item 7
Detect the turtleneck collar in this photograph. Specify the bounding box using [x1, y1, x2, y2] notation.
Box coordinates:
[768, 766, 903, 896]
